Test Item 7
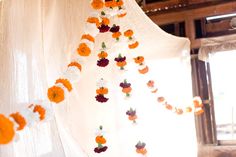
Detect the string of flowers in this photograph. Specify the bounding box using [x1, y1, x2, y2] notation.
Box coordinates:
[97, 42, 109, 67]
[0, 0, 128, 145]
[120, 79, 132, 97]
[94, 125, 108, 153]
[134, 56, 149, 74]
[96, 78, 109, 103]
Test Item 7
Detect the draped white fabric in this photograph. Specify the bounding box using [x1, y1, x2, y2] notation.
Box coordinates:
[0, 0, 197, 157]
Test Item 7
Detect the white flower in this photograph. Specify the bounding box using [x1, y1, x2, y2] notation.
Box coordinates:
[20, 108, 40, 127]
[96, 78, 107, 87]
[63, 66, 81, 83]
[80, 39, 94, 51]
[84, 23, 99, 37]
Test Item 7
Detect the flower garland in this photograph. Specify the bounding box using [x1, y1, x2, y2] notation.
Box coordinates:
[96, 78, 109, 103]
[135, 141, 147, 156]
[0, 1, 205, 153]
[94, 125, 108, 153]
[126, 108, 137, 124]
[120, 79, 132, 97]
[134, 56, 149, 74]
[114, 54, 127, 70]
[97, 42, 109, 67]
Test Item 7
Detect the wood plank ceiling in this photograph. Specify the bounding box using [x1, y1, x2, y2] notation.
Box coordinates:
[136, 0, 236, 50]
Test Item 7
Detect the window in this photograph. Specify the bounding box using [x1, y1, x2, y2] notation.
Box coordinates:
[192, 49, 236, 145]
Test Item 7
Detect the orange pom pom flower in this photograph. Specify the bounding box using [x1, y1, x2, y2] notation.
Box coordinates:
[55, 78, 73, 92]
[10, 112, 26, 131]
[0, 114, 15, 144]
[47, 86, 65, 104]
[77, 43, 91, 57]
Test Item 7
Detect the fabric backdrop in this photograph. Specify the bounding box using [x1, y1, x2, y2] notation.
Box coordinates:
[0, 0, 197, 156]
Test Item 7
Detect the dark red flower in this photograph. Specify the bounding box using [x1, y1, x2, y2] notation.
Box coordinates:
[95, 95, 109, 103]
[110, 25, 120, 33]
[98, 24, 110, 33]
[97, 58, 109, 67]
[94, 146, 108, 153]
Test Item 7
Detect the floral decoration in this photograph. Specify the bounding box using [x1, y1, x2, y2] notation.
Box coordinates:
[124, 29, 133, 39]
[135, 141, 147, 155]
[33, 105, 46, 121]
[77, 43, 92, 56]
[0, 114, 15, 144]
[134, 56, 149, 74]
[193, 96, 204, 115]
[120, 79, 132, 97]
[55, 78, 73, 92]
[47, 86, 65, 104]
[96, 78, 109, 103]
[81, 34, 95, 43]
[87, 17, 100, 27]
[124, 29, 139, 49]
[9, 112, 26, 131]
[94, 125, 108, 153]
[68, 61, 82, 71]
[91, 0, 104, 10]
[146, 80, 158, 93]
[97, 42, 109, 67]
[126, 108, 137, 123]
[114, 54, 126, 70]
[110, 25, 121, 41]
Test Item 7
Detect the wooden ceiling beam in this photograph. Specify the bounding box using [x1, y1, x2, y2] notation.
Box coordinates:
[147, 1, 236, 25]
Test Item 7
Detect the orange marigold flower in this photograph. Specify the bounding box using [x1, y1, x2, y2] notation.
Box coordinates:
[68, 61, 82, 71]
[81, 34, 95, 43]
[77, 43, 91, 57]
[105, 1, 116, 7]
[33, 105, 46, 121]
[91, 0, 104, 10]
[10, 112, 26, 131]
[55, 78, 73, 92]
[47, 86, 65, 104]
[112, 32, 121, 39]
[129, 41, 139, 49]
[124, 29, 134, 37]
[134, 56, 144, 64]
[0, 114, 15, 144]
[118, 13, 127, 18]
[98, 51, 108, 58]
[115, 0, 124, 7]
[101, 17, 110, 25]
[87, 17, 100, 27]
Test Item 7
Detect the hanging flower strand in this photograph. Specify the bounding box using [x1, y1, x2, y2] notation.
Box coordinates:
[146, 80, 158, 93]
[120, 79, 132, 97]
[134, 56, 149, 74]
[126, 108, 137, 124]
[110, 25, 121, 41]
[97, 42, 109, 67]
[114, 54, 126, 70]
[96, 78, 109, 103]
[124, 29, 139, 49]
[135, 141, 147, 156]
[94, 125, 108, 153]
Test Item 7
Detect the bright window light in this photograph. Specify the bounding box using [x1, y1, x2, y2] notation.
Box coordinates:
[206, 13, 236, 21]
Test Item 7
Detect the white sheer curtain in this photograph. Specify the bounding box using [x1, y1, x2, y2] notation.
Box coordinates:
[0, 0, 197, 156]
